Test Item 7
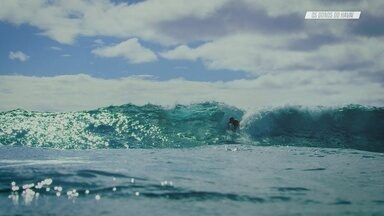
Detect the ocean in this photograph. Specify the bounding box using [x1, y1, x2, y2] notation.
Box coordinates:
[1, 102, 383, 215]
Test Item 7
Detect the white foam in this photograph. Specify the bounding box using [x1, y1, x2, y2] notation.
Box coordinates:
[22, 188, 36, 205]
[161, 180, 173, 186]
[22, 183, 34, 190]
[43, 178, 53, 185]
[12, 186, 20, 191]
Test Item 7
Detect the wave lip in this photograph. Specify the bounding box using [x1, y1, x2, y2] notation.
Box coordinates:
[0, 102, 242, 149]
[0, 103, 383, 152]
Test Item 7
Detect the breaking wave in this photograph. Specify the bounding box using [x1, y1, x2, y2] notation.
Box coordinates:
[0, 102, 383, 152]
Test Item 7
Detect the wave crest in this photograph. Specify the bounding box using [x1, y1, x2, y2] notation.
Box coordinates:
[0, 103, 383, 152]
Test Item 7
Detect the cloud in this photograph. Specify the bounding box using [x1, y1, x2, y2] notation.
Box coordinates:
[158, 2, 304, 43]
[92, 38, 157, 63]
[161, 34, 384, 75]
[0, 73, 382, 112]
[8, 51, 30, 62]
[0, 0, 383, 85]
[286, 34, 341, 51]
[0, 0, 228, 44]
[50, 46, 62, 51]
[93, 39, 104, 46]
[242, 0, 383, 17]
[161, 45, 197, 61]
[160, 34, 287, 75]
[0, 0, 383, 47]
[350, 13, 384, 37]
[1, 0, 382, 44]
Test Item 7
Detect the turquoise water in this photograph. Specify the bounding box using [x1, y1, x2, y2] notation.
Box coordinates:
[1, 102, 383, 152]
[1, 146, 383, 215]
[1, 102, 384, 215]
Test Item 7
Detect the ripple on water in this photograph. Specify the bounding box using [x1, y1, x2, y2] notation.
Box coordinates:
[362, 155, 375, 158]
[275, 187, 310, 192]
[332, 199, 352, 205]
[140, 191, 265, 203]
[76, 169, 128, 178]
[269, 196, 291, 202]
[302, 168, 326, 171]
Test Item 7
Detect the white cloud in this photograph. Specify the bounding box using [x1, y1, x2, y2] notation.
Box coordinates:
[0, 0, 383, 85]
[0, 0, 381, 44]
[92, 38, 157, 63]
[93, 39, 104, 46]
[161, 45, 198, 61]
[50, 46, 62, 51]
[8, 51, 30, 62]
[0, 73, 382, 112]
[242, 0, 384, 17]
[0, 0, 228, 44]
[161, 34, 384, 76]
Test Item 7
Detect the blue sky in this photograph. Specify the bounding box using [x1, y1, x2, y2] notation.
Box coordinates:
[0, 22, 247, 81]
[0, 0, 383, 111]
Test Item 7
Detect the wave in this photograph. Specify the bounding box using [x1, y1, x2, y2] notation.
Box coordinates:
[243, 105, 384, 152]
[0, 102, 383, 152]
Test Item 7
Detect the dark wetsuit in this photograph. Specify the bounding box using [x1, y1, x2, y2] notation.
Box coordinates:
[228, 118, 240, 131]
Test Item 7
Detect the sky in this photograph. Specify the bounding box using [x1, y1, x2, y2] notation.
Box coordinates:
[0, 0, 383, 111]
